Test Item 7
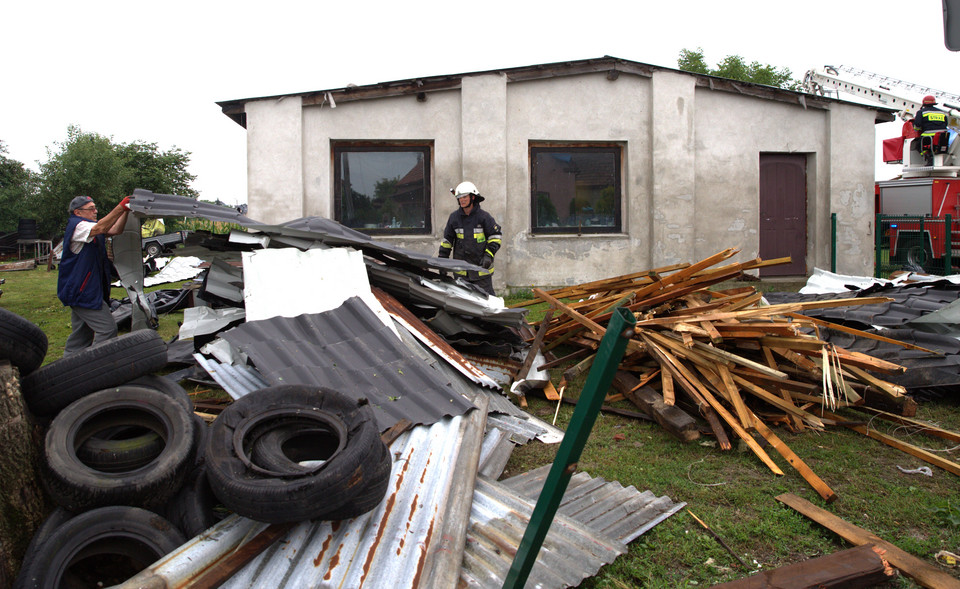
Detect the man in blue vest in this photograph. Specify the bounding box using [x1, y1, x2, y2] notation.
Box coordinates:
[57, 195, 132, 355]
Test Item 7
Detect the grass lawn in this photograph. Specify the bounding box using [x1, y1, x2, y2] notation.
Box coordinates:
[2, 265, 959, 587]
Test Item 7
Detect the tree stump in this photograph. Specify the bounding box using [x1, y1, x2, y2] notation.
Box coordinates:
[0, 361, 48, 584]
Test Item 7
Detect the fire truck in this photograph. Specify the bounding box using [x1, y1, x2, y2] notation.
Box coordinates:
[804, 66, 960, 271]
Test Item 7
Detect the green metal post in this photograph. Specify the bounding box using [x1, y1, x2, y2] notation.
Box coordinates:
[946, 215, 952, 275]
[831, 212, 837, 273]
[875, 214, 882, 278]
[502, 308, 637, 589]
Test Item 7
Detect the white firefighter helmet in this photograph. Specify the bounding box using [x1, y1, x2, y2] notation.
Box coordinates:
[450, 181, 484, 203]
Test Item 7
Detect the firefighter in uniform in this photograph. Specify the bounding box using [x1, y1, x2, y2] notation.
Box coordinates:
[438, 181, 502, 296]
[913, 95, 949, 166]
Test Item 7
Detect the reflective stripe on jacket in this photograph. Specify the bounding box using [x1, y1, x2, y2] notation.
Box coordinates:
[438, 204, 502, 280]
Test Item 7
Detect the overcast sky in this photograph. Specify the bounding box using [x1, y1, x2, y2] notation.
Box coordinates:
[3, 0, 958, 205]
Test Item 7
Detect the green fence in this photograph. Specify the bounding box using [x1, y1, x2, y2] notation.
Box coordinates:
[875, 214, 958, 278]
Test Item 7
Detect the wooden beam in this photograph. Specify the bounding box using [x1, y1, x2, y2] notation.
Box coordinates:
[612, 372, 700, 442]
[708, 544, 893, 588]
[777, 493, 960, 589]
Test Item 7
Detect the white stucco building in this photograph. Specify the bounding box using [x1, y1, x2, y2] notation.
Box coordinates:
[217, 56, 892, 292]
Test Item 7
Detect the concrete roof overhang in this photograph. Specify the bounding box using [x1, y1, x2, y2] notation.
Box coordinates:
[216, 55, 894, 128]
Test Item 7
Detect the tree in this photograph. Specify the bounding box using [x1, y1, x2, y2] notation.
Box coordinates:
[678, 48, 802, 91]
[31, 126, 197, 238]
[116, 141, 197, 199]
[0, 141, 39, 233]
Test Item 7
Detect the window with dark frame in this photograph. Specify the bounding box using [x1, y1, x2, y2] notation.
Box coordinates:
[333, 143, 432, 234]
[530, 145, 622, 234]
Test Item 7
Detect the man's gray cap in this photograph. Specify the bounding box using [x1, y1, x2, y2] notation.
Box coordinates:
[68, 195, 93, 213]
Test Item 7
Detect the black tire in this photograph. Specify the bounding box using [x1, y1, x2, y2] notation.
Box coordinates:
[0, 307, 48, 376]
[193, 413, 209, 467]
[320, 438, 392, 521]
[144, 241, 162, 257]
[21, 329, 168, 418]
[76, 427, 164, 473]
[249, 421, 392, 520]
[42, 387, 197, 512]
[12, 506, 185, 589]
[205, 385, 384, 523]
[15, 507, 75, 586]
[162, 466, 221, 539]
[127, 374, 194, 412]
[250, 424, 345, 474]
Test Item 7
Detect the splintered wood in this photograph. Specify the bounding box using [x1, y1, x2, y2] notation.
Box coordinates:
[512, 249, 931, 503]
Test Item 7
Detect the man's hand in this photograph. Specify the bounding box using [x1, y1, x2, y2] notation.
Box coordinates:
[119, 196, 131, 211]
[481, 254, 494, 269]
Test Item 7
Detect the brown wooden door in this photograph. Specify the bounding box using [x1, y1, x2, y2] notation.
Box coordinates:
[759, 154, 807, 276]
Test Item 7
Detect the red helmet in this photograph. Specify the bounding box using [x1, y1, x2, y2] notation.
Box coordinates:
[923, 95, 937, 105]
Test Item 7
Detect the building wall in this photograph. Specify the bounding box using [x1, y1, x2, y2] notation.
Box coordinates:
[243, 69, 878, 290]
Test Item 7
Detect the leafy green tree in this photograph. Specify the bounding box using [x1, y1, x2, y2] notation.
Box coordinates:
[116, 141, 197, 199]
[678, 48, 801, 91]
[0, 141, 38, 233]
[32, 126, 197, 239]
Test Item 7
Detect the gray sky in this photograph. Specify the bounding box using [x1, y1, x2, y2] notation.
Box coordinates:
[3, 0, 958, 205]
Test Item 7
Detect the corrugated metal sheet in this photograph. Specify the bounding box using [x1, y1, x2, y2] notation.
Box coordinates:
[366, 262, 528, 326]
[193, 353, 270, 400]
[131, 189, 258, 226]
[460, 471, 685, 589]
[120, 403, 488, 589]
[764, 282, 960, 328]
[499, 465, 687, 544]
[219, 297, 476, 431]
[376, 286, 501, 390]
[129, 190, 490, 276]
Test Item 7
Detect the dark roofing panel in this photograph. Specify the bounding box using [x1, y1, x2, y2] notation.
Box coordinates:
[128, 191, 486, 275]
[765, 283, 960, 328]
[130, 189, 258, 226]
[818, 326, 960, 392]
[220, 297, 475, 431]
[366, 263, 528, 327]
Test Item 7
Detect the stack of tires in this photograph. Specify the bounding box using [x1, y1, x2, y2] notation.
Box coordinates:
[3, 310, 393, 587]
[3, 319, 199, 589]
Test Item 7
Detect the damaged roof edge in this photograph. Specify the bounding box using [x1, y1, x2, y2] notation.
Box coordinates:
[215, 55, 859, 129]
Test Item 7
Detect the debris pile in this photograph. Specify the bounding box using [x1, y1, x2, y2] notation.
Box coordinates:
[513, 248, 956, 502]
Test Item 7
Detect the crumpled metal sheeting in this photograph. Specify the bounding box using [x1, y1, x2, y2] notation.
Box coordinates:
[131, 189, 258, 226]
[219, 297, 476, 432]
[817, 326, 960, 392]
[129, 190, 488, 276]
[111, 288, 192, 329]
[366, 262, 527, 328]
[498, 464, 687, 545]
[765, 283, 960, 328]
[275, 216, 485, 274]
[221, 411, 482, 589]
[119, 409, 485, 589]
[200, 258, 245, 304]
[193, 353, 271, 400]
[461, 476, 628, 589]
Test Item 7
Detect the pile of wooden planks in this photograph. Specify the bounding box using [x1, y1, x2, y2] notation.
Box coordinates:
[511, 249, 947, 502]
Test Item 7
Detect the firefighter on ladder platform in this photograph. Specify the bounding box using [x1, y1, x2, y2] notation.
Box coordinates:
[913, 95, 950, 165]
